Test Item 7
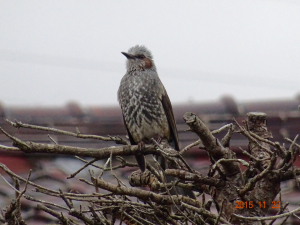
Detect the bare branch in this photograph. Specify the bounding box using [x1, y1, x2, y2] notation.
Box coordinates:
[238, 152, 277, 197]
[6, 119, 129, 145]
[0, 127, 158, 158]
[165, 169, 225, 188]
[233, 206, 300, 221]
[93, 177, 198, 206]
[180, 139, 201, 155]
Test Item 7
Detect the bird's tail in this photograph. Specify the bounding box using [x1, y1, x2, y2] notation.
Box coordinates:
[135, 155, 146, 172]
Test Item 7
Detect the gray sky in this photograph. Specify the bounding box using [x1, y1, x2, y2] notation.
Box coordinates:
[1, 0, 300, 107]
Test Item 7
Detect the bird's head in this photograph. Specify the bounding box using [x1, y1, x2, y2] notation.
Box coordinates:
[122, 45, 156, 71]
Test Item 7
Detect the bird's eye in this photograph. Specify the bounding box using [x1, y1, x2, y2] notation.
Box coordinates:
[136, 55, 145, 59]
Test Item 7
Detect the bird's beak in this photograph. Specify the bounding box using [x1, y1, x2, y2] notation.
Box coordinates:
[121, 52, 135, 59]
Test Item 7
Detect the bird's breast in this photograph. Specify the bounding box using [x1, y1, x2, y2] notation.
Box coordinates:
[118, 72, 170, 143]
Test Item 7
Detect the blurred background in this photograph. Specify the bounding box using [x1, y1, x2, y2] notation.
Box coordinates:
[1, 0, 300, 107]
[1, 1, 300, 224]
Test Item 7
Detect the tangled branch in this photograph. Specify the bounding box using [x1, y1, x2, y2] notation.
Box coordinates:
[0, 112, 299, 224]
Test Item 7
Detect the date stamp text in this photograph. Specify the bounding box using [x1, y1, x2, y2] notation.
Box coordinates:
[235, 201, 280, 209]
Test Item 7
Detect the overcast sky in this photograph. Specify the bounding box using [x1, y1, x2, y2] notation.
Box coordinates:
[1, 0, 300, 107]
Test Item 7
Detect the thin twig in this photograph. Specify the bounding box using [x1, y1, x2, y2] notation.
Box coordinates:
[233, 206, 300, 221]
[6, 119, 129, 145]
[68, 158, 99, 179]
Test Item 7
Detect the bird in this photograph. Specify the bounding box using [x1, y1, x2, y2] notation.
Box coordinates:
[118, 45, 195, 199]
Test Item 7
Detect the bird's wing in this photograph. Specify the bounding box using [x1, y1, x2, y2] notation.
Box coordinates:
[118, 84, 135, 144]
[161, 90, 180, 151]
[121, 114, 136, 145]
[121, 113, 146, 171]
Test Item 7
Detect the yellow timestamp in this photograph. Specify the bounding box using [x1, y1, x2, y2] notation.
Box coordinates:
[235, 201, 280, 209]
